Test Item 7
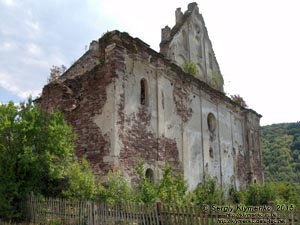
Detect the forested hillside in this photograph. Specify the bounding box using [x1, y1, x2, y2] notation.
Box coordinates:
[261, 122, 300, 182]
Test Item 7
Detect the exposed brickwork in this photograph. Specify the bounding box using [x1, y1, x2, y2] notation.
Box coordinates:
[173, 84, 193, 123]
[118, 104, 179, 178]
[37, 28, 263, 190]
[37, 64, 116, 174]
[236, 152, 249, 190]
[36, 37, 129, 175]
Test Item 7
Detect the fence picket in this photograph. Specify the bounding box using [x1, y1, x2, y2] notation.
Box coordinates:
[24, 196, 300, 225]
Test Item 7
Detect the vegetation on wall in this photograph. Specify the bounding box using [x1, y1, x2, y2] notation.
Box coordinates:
[182, 61, 197, 77]
[209, 71, 224, 91]
[230, 94, 248, 108]
[48, 65, 67, 83]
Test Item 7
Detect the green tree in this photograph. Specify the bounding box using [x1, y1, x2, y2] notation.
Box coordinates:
[262, 126, 296, 182]
[245, 183, 276, 205]
[190, 177, 224, 206]
[63, 157, 99, 200]
[0, 99, 75, 220]
[97, 170, 134, 204]
[157, 165, 188, 205]
[261, 122, 300, 182]
[135, 162, 158, 204]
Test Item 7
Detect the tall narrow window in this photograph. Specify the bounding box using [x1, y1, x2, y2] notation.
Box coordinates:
[182, 30, 188, 53]
[140, 78, 148, 106]
[209, 147, 213, 158]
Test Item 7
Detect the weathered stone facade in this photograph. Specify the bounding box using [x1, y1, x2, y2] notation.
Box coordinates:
[160, 2, 224, 92]
[36, 2, 263, 191]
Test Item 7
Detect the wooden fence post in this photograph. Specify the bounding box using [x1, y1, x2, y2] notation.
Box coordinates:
[23, 195, 300, 225]
[156, 201, 162, 225]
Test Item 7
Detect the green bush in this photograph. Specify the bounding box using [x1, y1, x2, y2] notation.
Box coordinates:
[228, 187, 245, 204]
[269, 182, 300, 209]
[97, 170, 134, 204]
[135, 162, 158, 204]
[245, 183, 276, 205]
[182, 61, 197, 77]
[63, 157, 99, 200]
[157, 165, 188, 205]
[0, 99, 75, 220]
[190, 177, 224, 206]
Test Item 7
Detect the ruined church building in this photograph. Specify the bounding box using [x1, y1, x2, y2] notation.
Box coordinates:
[37, 2, 264, 190]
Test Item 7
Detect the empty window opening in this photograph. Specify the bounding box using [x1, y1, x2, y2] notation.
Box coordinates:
[145, 168, 154, 183]
[209, 147, 213, 158]
[140, 79, 148, 106]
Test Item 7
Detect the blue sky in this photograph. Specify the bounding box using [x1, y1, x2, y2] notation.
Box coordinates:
[1, 0, 300, 125]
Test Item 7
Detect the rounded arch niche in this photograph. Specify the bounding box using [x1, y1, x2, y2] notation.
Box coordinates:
[145, 168, 154, 183]
[207, 112, 217, 133]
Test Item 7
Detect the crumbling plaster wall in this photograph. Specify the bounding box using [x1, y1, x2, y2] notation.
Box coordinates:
[115, 47, 181, 180]
[36, 38, 124, 178]
[37, 31, 263, 191]
[110, 35, 261, 190]
[246, 112, 264, 185]
[161, 3, 224, 92]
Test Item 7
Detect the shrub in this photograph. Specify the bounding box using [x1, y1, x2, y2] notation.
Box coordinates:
[135, 162, 158, 204]
[245, 183, 276, 205]
[63, 157, 99, 200]
[0, 99, 75, 220]
[97, 170, 134, 204]
[182, 61, 197, 77]
[230, 94, 248, 108]
[157, 165, 188, 205]
[229, 187, 245, 204]
[191, 177, 224, 206]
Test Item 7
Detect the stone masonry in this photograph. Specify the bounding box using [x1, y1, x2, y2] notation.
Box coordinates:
[36, 2, 264, 191]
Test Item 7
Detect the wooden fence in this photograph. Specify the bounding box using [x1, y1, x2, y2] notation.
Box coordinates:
[26, 195, 300, 225]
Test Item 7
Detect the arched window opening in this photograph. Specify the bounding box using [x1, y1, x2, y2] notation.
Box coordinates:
[140, 78, 148, 106]
[209, 147, 213, 158]
[145, 168, 154, 183]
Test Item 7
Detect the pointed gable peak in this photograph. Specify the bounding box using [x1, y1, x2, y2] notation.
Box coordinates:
[160, 2, 224, 92]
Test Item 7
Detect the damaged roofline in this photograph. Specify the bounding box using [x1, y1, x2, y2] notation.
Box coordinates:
[102, 30, 262, 118]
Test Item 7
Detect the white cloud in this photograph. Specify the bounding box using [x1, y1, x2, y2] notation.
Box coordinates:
[2, 0, 15, 7]
[0, 0, 299, 125]
[0, 41, 15, 51]
[25, 19, 40, 37]
[0, 72, 40, 99]
[27, 43, 42, 56]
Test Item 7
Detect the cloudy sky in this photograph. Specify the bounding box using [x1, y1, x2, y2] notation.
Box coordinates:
[0, 0, 299, 125]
